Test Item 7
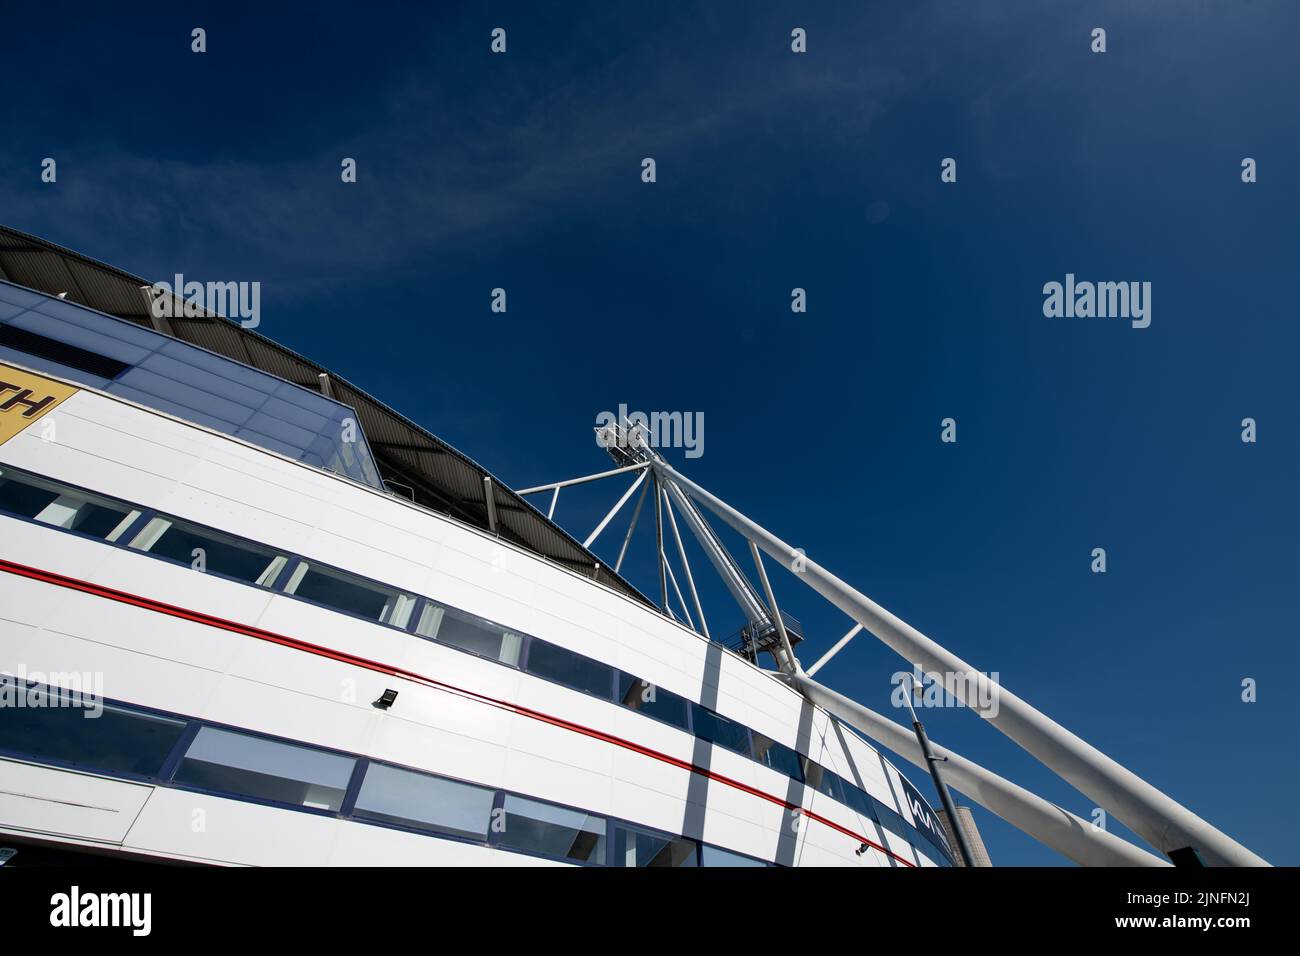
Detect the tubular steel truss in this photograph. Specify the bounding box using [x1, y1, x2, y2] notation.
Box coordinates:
[517, 421, 1268, 868]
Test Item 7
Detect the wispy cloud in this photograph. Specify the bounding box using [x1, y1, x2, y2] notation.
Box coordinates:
[0, 8, 930, 293]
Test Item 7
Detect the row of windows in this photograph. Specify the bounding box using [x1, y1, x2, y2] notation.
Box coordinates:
[0, 463, 951, 865]
[0, 686, 769, 867]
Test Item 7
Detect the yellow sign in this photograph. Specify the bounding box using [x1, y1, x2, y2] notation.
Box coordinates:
[0, 361, 79, 446]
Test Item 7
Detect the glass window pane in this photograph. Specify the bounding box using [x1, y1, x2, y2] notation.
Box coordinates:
[872, 796, 909, 839]
[617, 674, 691, 731]
[285, 562, 414, 627]
[700, 845, 767, 867]
[0, 688, 185, 777]
[0, 468, 139, 541]
[129, 516, 286, 585]
[115, 365, 255, 430]
[416, 603, 523, 666]
[613, 824, 698, 867]
[353, 763, 494, 840]
[0, 470, 59, 518]
[498, 794, 606, 864]
[842, 780, 878, 820]
[172, 727, 354, 811]
[752, 732, 804, 781]
[525, 641, 613, 699]
[690, 705, 752, 757]
[804, 761, 843, 802]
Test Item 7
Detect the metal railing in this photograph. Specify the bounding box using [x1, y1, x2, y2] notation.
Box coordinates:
[721, 611, 803, 663]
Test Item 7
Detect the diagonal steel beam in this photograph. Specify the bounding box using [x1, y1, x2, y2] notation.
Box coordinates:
[662, 488, 709, 638]
[661, 460, 1268, 867]
[615, 474, 652, 574]
[791, 674, 1168, 866]
[583, 470, 647, 549]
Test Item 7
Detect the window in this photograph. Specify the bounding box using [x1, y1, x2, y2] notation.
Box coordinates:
[0, 690, 185, 777]
[872, 797, 910, 841]
[284, 561, 416, 628]
[690, 704, 752, 757]
[524, 641, 614, 700]
[172, 727, 354, 812]
[128, 515, 287, 586]
[752, 732, 804, 781]
[415, 603, 523, 666]
[700, 845, 768, 867]
[613, 824, 698, 867]
[353, 763, 494, 841]
[617, 674, 691, 731]
[496, 794, 606, 864]
[840, 780, 878, 821]
[804, 761, 843, 802]
[0, 468, 140, 541]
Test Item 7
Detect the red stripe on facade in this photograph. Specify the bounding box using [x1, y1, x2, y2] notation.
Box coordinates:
[0, 557, 917, 867]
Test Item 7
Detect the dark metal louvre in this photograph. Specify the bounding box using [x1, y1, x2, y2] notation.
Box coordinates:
[0, 325, 131, 380]
[0, 224, 650, 606]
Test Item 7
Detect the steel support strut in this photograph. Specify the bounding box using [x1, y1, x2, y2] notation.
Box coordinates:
[791, 675, 1168, 866]
[660, 478, 768, 628]
[653, 473, 668, 613]
[660, 462, 1268, 867]
[662, 489, 710, 638]
[583, 470, 647, 549]
[614, 476, 651, 574]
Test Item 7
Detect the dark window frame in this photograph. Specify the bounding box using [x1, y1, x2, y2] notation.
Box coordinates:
[611, 820, 700, 868]
[282, 560, 418, 630]
[127, 513, 288, 590]
[521, 639, 618, 702]
[616, 673, 693, 733]
[168, 724, 359, 817]
[690, 703, 754, 758]
[491, 791, 610, 866]
[348, 757, 498, 843]
[0, 467, 144, 547]
[412, 598, 527, 668]
[0, 681, 196, 785]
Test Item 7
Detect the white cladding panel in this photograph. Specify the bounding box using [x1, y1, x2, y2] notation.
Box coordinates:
[0, 386, 941, 867]
[0, 758, 153, 844]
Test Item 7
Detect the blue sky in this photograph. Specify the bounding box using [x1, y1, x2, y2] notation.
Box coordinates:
[4, 1, 1297, 865]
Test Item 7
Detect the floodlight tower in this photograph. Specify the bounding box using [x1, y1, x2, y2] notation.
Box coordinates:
[597, 419, 800, 674]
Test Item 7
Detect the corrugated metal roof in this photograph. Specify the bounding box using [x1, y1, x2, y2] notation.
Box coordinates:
[0, 224, 651, 607]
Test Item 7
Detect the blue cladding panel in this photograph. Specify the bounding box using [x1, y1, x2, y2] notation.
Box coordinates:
[156, 338, 271, 390]
[116, 366, 257, 428]
[32, 296, 161, 348]
[260, 394, 330, 434]
[0, 279, 382, 488]
[141, 350, 276, 408]
[0, 283, 46, 309]
[12, 310, 156, 366]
